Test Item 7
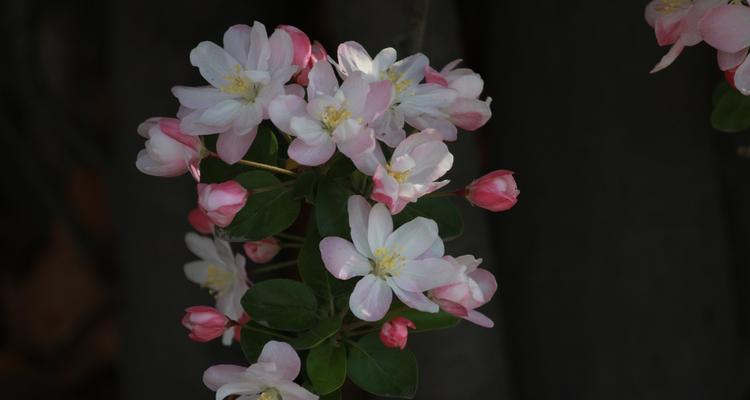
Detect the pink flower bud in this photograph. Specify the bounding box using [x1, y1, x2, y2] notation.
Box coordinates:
[465, 170, 519, 212]
[188, 208, 214, 234]
[182, 306, 229, 343]
[379, 317, 416, 350]
[136, 117, 202, 180]
[278, 25, 312, 70]
[197, 181, 248, 228]
[243, 237, 281, 264]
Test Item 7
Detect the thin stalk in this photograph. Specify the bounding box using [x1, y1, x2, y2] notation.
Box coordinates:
[207, 151, 296, 176]
[251, 260, 297, 275]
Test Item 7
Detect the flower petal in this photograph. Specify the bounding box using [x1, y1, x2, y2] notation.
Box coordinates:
[287, 137, 335, 166]
[269, 94, 307, 134]
[246, 21, 270, 70]
[734, 56, 750, 95]
[217, 128, 258, 165]
[717, 49, 749, 71]
[172, 86, 233, 110]
[464, 309, 495, 328]
[307, 60, 339, 99]
[223, 24, 252, 65]
[700, 5, 750, 53]
[185, 232, 220, 262]
[337, 41, 373, 76]
[650, 40, 686, 73]
[360, 80, 395, 123]
[199, 99, 243, 127]
[391, 53, 428, 83]
[385, 217, 439, 259]
[368, 203, 393, 252]
[190, 41, 241, 89]
[386, 277, 439, 313]
[203, 364, 247, 391]
[258, 341, 301, 381]
[349, 275, 392, 321]
[392, 257, 457, 292]
[348, 195, 373, 258]
[319, 237, 372, 279]
[276, 381, 319, 400]
[216, 382, 263, 400]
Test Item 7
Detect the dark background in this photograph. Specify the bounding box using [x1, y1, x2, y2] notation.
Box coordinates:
[2, 0, 749, 399]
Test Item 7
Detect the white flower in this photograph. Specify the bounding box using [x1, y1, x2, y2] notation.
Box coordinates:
[172, 22, 298, 164]
[335, 41, 456, 147]
[319, 195, 458, 321]
[184, 233, 248, 345]
[203, 341, 318, 400]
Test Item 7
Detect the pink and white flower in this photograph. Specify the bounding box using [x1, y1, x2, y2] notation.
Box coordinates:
[700, 4, 750, 95]
[644, 0, 724, 73]
[335, 41, 456, 147]
[135, 117, 202, 180]
[243, 237, 281, 264]
[184, 233, 249, 345]
[465, 170, 519, 212]
[197, 181, 248, 228]
[172, 22, 297, 164]
[203, 341, 317, 400]
[430, 255, 498, 328]
[188, 208, 215, 235]
[269, 60, 392, 166]
[379, 317, 415, 350]
[369, 130, 453, 215]
[182, 306, 230, 343]
[278, 25, 327, 86]
[421, 60, 492, 141]
[319, 195, 457, 322]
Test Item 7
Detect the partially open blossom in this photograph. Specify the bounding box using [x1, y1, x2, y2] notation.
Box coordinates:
[320, 196, 457, 322]
[465, 170, 519, 212]
[188, 208, 214, 234]
[336, 41, 456, 147]
[644, 0, 724, 73]
[135, 117, 202, 180]
[184, 233, 249, 345]
[182, 306, 230, 342]
[197, 181, 248, 228]
[269, 60, 392, 166]
[379, 317, 416, 350]
[243, 237, 281, 264]
[172, 22, 298, 164]
[430, 255, 498, 328]
[700, 5, 750, 95]
[278, 25, 327, 86]
[203, 341, 318, 400]
[370, 130, 453, 214]
[421, 60, 492, 141]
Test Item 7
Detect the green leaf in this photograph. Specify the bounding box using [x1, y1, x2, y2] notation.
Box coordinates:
[320, 390, 341, 400]
[712, 81, 750, 133]
[347, 333, 418, 398]
[383, 309, 460, 332]
[298, 222, 355, 307]
[290, 317, 342, 350]
[222, 171, 300, 241]
[241, 279, 318, 331]
[307, 341, 347, 395]
[315, 176, 353, 238]
[393, 197, 463, 240]
[292, 170, 318, 201]
[239, 326, 275, 363]
[199, 125, 280, 183]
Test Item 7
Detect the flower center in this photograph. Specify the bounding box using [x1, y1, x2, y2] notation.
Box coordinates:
[653, 0, 691, 14]
[258, 388, 281, 400]
[220, 65, 259, 102]
[373, 247, 405, 278]
[386, 164, 411, 184]
[321, 105, 352, 131]
[383, 69, 412, 95]
[204, 264, 233, 295]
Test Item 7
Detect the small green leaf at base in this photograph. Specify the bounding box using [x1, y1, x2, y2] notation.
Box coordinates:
[307, 341, 347, 395]
[347, 333, 418, 399]
[241, 279, 318, 332]
[712, 81, 750, 133]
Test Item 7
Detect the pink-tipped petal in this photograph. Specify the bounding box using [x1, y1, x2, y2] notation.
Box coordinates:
[319, 237, 372, 279]
[650, 40, 686, 73]
[700, 5, 750, 53]
[217, 128, 258, 165]
[392, 258, 458, 292]
[464, 309, 495, 328]
[350, 275, 393, 321]
[287, 137, 336, 166]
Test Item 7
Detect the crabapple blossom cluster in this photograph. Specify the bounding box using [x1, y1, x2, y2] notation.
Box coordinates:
[646, 1, 750, 133]
[135, 21, 517, 399]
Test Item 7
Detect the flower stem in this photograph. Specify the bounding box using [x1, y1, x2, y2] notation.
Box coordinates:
[207, 151, 296, 176]
[251, 260, 297, 275]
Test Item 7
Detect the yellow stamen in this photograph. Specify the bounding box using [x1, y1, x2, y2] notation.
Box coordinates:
[373, 247, 405, 277]
[321, 105, 352, 131]
[204, 264, 233, 294]
[386, 165, 411, 184]
[384, 70, 412, 94]
[220, 64, 258, 101]
[653, 0, 691, 14]
[258, 388, 281, 400]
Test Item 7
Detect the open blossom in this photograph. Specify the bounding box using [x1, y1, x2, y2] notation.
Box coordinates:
[700, 5, 750, 95]
[421, 60, 492, 141]
[320, 195, 457, 321]
[644, 0, 724, 73]
[182, 306, 230, 343]
[203, 341, 317, 400]
[135, 117, 202, 180]
[336, 41, 456, 147]
[369, 130, 453, 214]
[465, 170, 519, 212]
[172, 22, 297, 164]
[243, 237, 281, 264]
[269, 60, 392, 166]
[197, 181, 248, 228]
[430, 255, 498, 328]
[379, 317, 416, 350]
[188, 208, 215, 235]
[278, 25, 327, 86]
[184, 233, 249, 345]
